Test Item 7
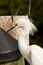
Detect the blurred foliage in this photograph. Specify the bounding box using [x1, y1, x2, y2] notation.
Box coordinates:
[0, 0, 43, 47]
[0, 0, 43, 21]
[0, 0, 43, 22]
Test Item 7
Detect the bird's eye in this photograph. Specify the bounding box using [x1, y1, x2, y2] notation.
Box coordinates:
[13, 23, 18, 28]
[15, 23, 18, 26]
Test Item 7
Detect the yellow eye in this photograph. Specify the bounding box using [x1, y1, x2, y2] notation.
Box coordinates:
[13, 23, 18, 27]
[15, 23, 18, 26]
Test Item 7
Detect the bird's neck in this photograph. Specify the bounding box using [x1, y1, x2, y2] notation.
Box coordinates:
[18, 30, 30, 46]
[18, 30, 30, 63]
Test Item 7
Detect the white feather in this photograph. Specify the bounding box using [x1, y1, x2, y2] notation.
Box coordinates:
[15, 16, 43, 65]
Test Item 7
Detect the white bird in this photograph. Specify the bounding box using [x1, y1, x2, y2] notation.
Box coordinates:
[14, 16, 43, 65]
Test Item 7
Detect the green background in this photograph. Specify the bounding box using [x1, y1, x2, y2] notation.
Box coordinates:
[0, 0, 43, 22]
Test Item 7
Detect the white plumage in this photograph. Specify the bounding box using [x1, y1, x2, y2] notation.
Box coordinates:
[14, 16, 43, 65]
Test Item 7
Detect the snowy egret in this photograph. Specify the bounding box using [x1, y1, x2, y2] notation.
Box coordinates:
[14, 16, 43, 65]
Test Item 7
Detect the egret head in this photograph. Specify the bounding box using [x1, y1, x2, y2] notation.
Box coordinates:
[14, 16, 38, 35]
[14, 17, 25, 27]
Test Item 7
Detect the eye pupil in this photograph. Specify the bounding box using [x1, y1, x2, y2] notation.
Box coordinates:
[16, 23, 18, 26]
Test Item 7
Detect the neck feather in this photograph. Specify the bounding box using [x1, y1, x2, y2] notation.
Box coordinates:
[18, 30, 30, 63]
